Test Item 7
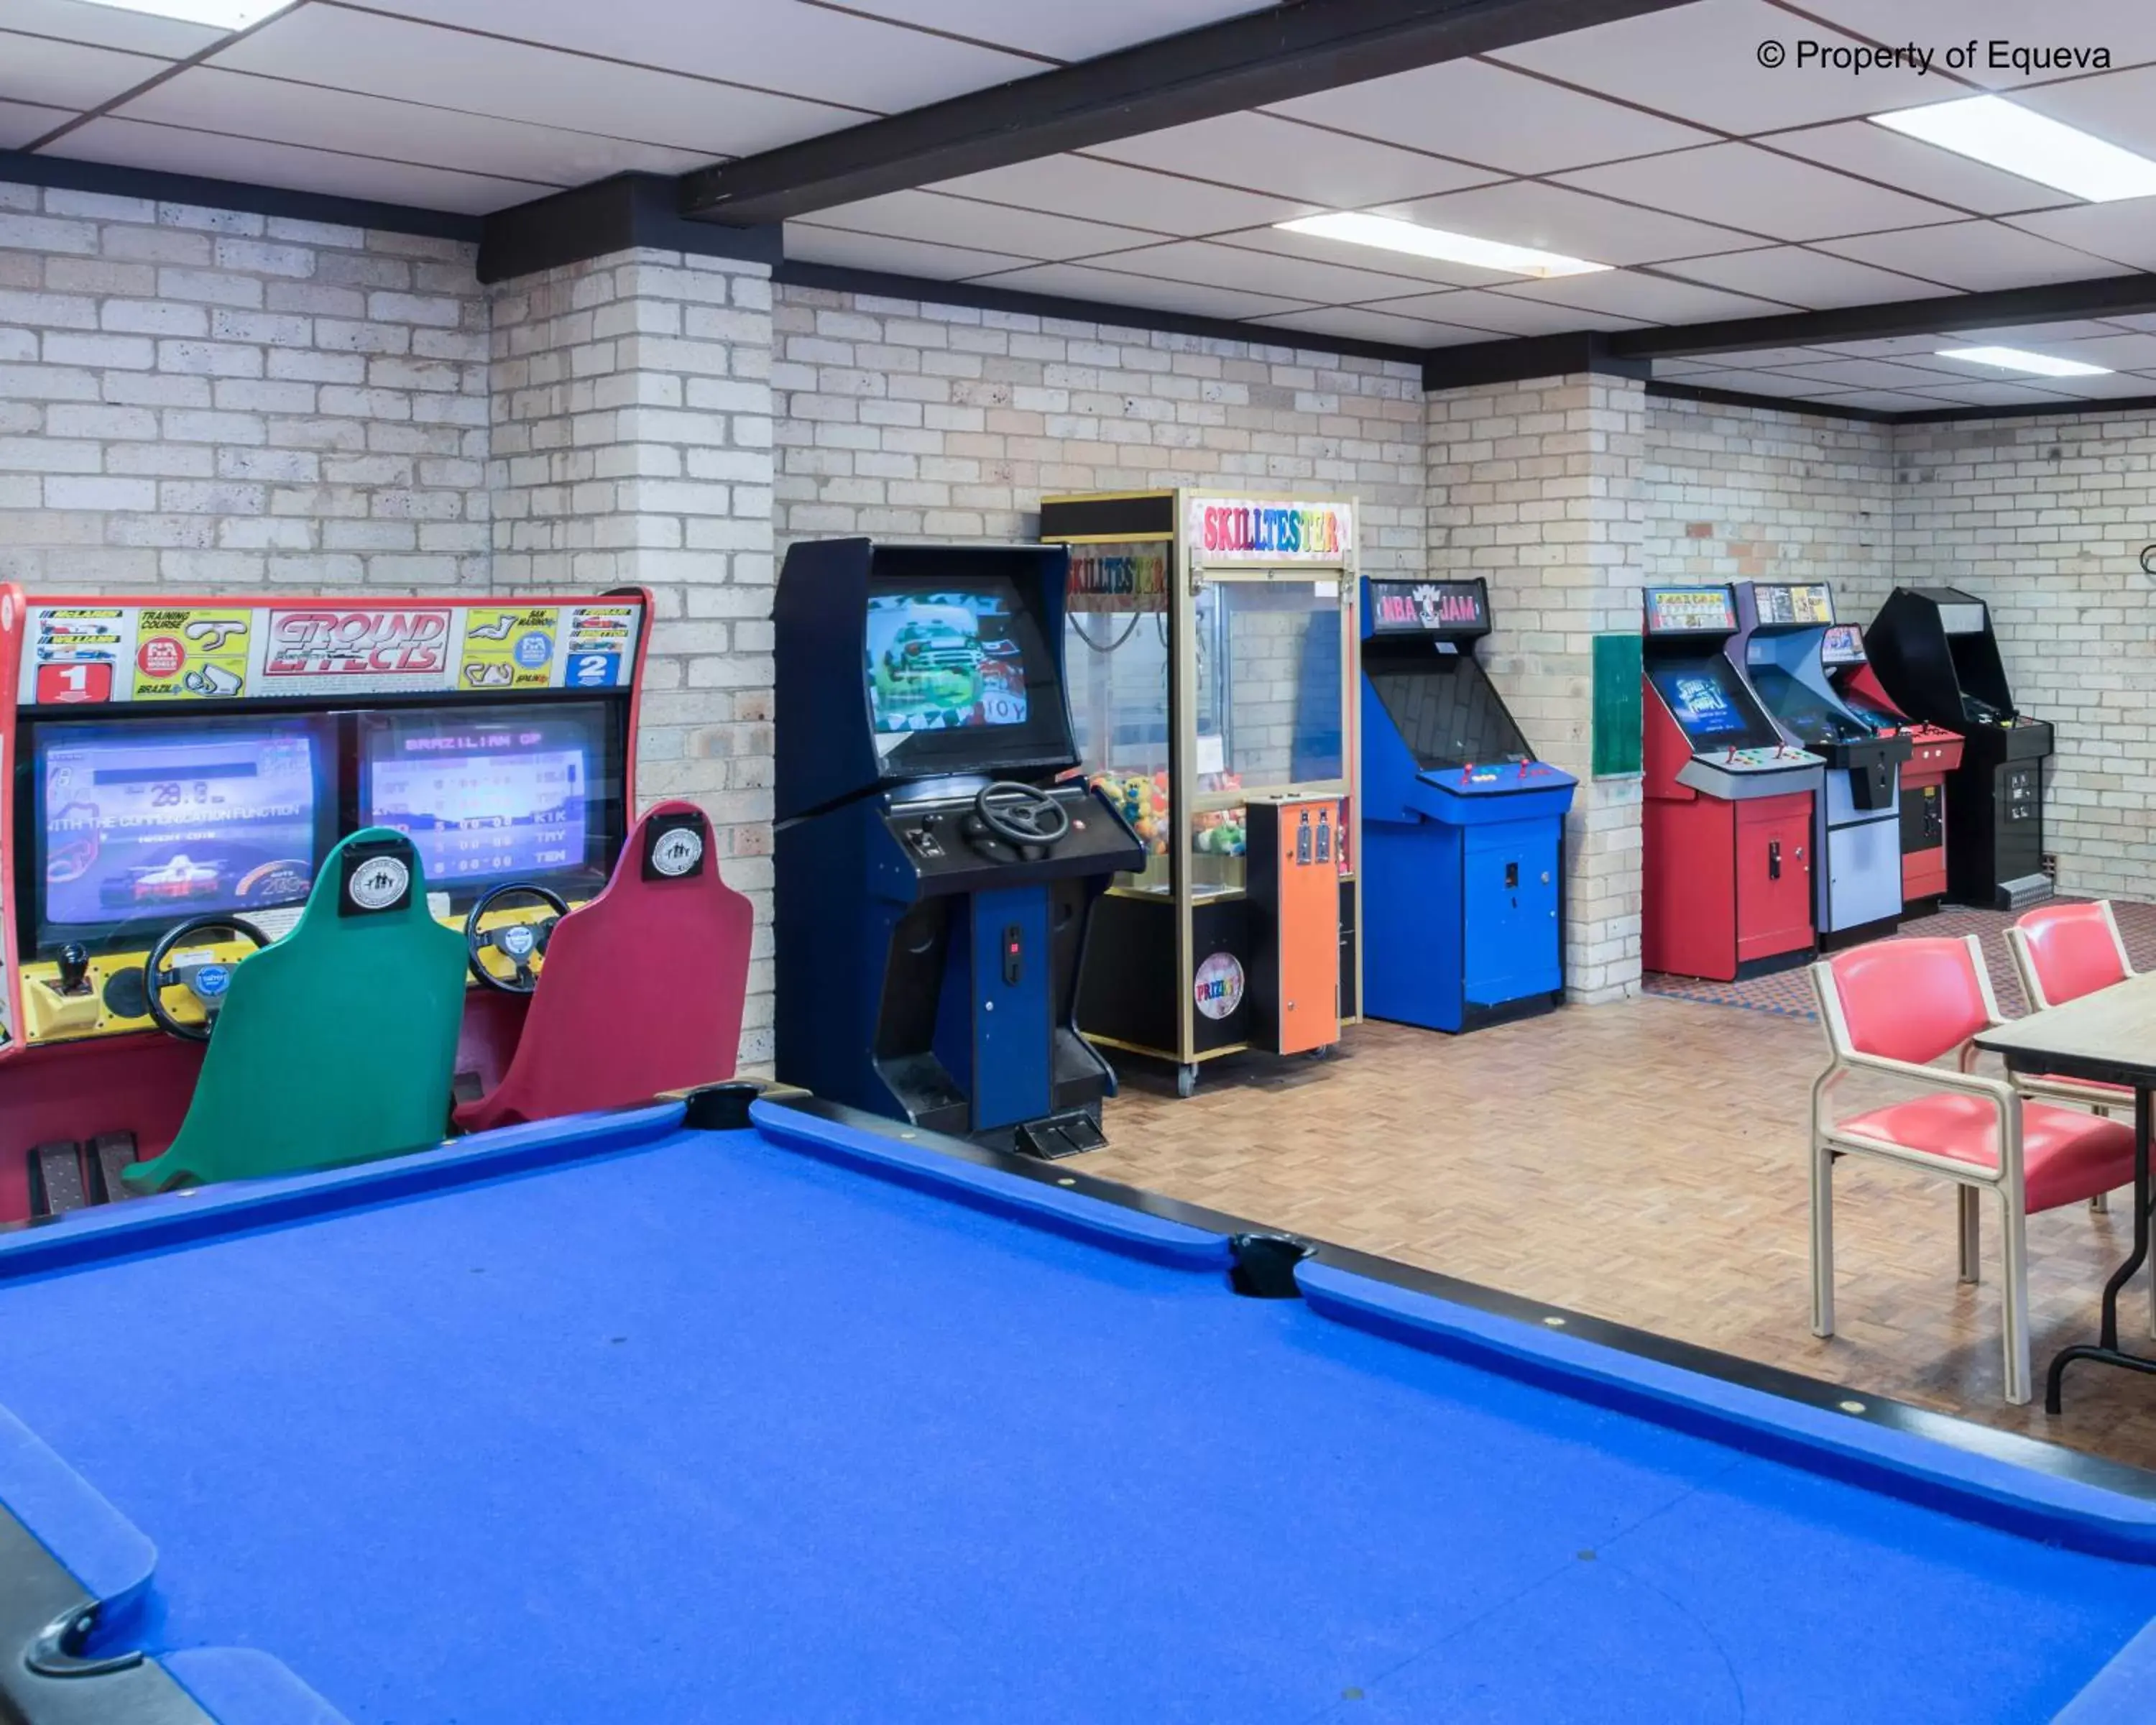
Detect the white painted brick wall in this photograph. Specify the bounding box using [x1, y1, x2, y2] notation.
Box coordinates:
[491, 247, 777, 1059]
[0, 182, 489, 590]
[1429, 372, 1645, 1003]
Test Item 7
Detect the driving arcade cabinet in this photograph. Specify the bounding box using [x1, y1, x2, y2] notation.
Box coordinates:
[1829, 626, 1964, 916]
[1641, 586, 1825, 983]
[1360, 578, 1574, 1031]
[1733, 582, 1911, 949]
[773, 538, 1142, 1157]
[0, 587, 657, 1223]
[1864, 586, 2055, 911]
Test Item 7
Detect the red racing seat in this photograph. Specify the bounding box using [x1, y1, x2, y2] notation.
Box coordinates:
[453, 802, 753, 1134]
[1809, 934, 2134, 1405]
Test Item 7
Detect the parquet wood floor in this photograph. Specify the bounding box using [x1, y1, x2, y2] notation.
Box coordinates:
[1089, 1000, 2156, 1473]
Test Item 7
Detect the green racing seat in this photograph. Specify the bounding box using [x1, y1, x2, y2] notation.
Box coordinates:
[124, 829, 467, 1194]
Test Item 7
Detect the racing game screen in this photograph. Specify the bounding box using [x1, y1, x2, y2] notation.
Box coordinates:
[37, 716, 328, 939]
[865, 584, 1030, 732]
[361, 704, 609, 893]
[1747, 666, 1871, 747]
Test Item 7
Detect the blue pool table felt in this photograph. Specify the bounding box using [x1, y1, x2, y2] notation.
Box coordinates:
[1, 1100, 2155, 1724]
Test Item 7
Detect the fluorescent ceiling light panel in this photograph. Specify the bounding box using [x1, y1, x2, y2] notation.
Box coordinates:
[1275, 212, 1609, 278]
[1871, 96, 2156, 202]
[1935, 345, 2111, 377]
[67, 0, 297, 27]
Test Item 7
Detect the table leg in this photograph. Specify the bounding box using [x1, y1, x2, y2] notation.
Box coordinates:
[2046, 1087, 2156, 1413]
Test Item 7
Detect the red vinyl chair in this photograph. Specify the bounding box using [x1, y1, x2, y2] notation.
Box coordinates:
[453, 802, 754, 1134]
[2004, 903, 2134, 1215]
[1810, 935, 2136, 1404]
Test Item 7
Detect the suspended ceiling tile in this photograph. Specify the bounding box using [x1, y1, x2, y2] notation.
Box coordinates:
[51, 116, 545, 213]
[1811, 388, 1964, 409]
[1898, 379, 2085, 406]
[2027, 331, 2156, 370]
[1222, 224, 1514, 290]
[1357, 287, 1652, 334]
[1269, 59, 1713, 178]
[115, 68, 714, 189]
[1245, 305, 1492, 349]
[2099, 312, 2156, 334]
[781, 224, 1032, 280]
[1813, 334, 1972, 358]
[1094, 239, 1435, 304]
[1940, 319, 2136, 344]
[929, 155, 1314, 237]
[1, 0, 221, 58]
[1087, 112, 1497, 209]
[361, 0, 1039, 114]
[959, 261, 1312, 321]
[208, 5, 857, 157]
[1662, 369, 1848, 398]
[1493, 269, 1789, 323]
[2016, 65, 2156, 161]
[0, 97, 70, 149]
[1818, 220, 2132, 290]
[2007, 199, 2156, 273]
[810, 189, 1166, 259]
[833, 0, 1273, 63]
[1491, 0, 1948, 132]
[1556, 144, 1963, 243]
[1655, 245, 1948, 306]
[2021, 368, 2156, 397]
[0, 29, 165, 109]
[1761, 121, 2085, 218]
[1381, 180, 1762, 268]
[1766, 356, 1981, 388]
[1672, 346, 1853, 369]
[1797, 1, 2156, 90]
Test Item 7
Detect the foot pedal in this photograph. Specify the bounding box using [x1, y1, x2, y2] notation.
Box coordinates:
[28, 1142, 88, 1220]
[89, 1133, 141, 1204]
[1015, 1110, 1107, 1160]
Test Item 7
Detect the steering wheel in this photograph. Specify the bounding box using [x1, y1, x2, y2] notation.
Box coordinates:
[145, 914, 270, 1041]
[969, 782, 1071, 850]
[465, 883, 571, 994]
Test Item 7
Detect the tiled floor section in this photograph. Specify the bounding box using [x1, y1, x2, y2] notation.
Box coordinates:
[1642, 897, 2156, 1020]
[1091, 997, 2156, 1473]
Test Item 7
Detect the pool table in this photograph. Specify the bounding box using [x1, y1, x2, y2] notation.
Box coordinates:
[2, 1087, 2155, 1724]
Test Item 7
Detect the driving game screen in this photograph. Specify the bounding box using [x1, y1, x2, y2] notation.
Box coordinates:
[38, 717, 326, 932]
[865, 584, 1030, 733]
[1650, 663, 1756, 741]
[363, 704, 603, 890]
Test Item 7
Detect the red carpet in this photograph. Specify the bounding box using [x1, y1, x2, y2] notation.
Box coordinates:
[1643, 898, 2156, 1022]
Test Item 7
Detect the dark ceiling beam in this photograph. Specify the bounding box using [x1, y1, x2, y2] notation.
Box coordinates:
[1606, 271, 2156, 361]
[681, 0, 1697, 224]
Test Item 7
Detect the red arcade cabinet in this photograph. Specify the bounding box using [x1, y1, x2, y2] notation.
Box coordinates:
[1831, 627, 1966, 916]
[0, 588, 655, 1222]
[1641, 586, 1825, 982]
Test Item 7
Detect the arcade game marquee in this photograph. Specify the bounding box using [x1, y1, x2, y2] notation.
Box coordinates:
[773, 539, 1143, 1156]
[1358, 577, 1574, 1032]
[1824, 624, 1964, 916]
[0, 588, 650, 1222]
[1733, 581, 1911, 949]
[1041, 491, 1362, 1099]
[1865, 586, 2055, 911]
[1641, 586, 1825, 983]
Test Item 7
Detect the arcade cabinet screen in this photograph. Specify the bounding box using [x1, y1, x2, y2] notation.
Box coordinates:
[360, 703, 614, 897]
[865, 584, 1029, 732]
[1649, 663, 1762, 744]
[1746, 666, 1866, 746]
[35, 714, 329, 947]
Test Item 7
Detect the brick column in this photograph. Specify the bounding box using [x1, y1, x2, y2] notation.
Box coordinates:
[1427, 372, 1645, 1003]
[489, 247, 776, 1059]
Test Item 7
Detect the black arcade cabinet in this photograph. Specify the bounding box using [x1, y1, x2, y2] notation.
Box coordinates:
[773, 538, 1143, 1156]
[1864, 586, 2054, 911]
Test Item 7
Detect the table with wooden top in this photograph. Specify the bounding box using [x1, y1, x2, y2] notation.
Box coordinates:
[1978, 970, 2156, 1412]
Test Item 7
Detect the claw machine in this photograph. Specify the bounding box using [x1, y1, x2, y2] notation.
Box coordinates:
[1041, 491, 1362, 1098]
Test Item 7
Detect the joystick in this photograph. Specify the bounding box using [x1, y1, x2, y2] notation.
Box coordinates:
[57, 943, 90, 996]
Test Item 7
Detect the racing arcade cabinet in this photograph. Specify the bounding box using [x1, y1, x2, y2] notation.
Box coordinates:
[1641, 586, 1825, 983]
[1864, 586, 2054, 911]
[1733, 582, 1910, 948]
[1830, 626, 1964, 916]
[1359, 578, 1575, 1031]
[774, 539, 1141, 1156]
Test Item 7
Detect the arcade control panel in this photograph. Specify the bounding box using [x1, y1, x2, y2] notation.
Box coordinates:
[1431, 762, 1569, 795]
[881, 785, 1142, 891]
[1677, 744, 1825, 802]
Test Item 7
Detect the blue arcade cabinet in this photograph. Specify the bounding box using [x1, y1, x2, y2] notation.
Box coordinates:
[1358, 578, 1575, 1032]
[774, 538, 1143, 1156]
